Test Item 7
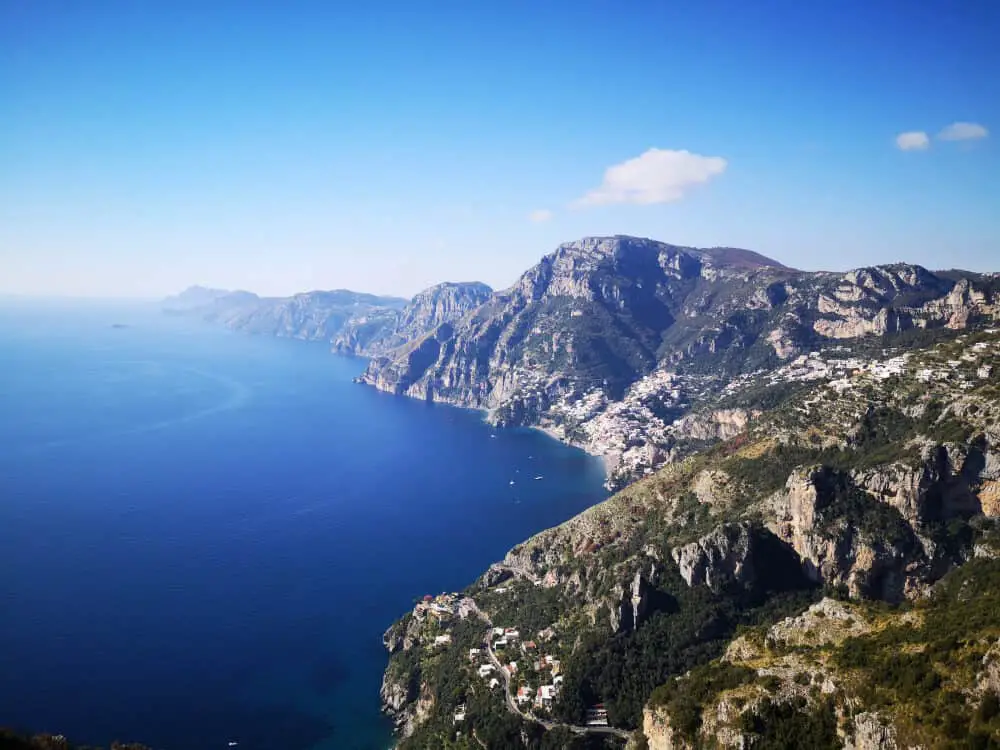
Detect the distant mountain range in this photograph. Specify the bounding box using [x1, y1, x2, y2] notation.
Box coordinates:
[167, 235, 1000, 488]
[163, 282, 491, 355]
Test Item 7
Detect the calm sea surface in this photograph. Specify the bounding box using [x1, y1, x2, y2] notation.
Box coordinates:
[0, 301, 607, 750]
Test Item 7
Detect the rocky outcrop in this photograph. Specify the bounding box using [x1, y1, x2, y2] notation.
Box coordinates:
[358, 237, 997, 486]
[380, 670, 414, 722]
[381, 674, 434, 739]
[766, 468, 928, 601]
[671, 522, 756, 592]
[852, 442, 987, 527]
[843, 713, 899, 750]
[671, 409, 754, 442]
[382, 613, 422, 655]
[611, 563, 661, 633]
[478, 564, 514, 589]
[372, 281, 493, 353]
[359, 236, 794, 420]
[811, 265, 999, 340]
[977, 638, 1000, 696]
[642, 706, 678, 750]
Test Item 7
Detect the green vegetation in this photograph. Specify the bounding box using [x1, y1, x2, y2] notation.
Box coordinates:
[715, 379, 812, 412]
[552, 558, 816, 729]
[0, 730, 148, 750]
[648, 662, 756, 740]
[831, 559, 1000, 747]
[479, 582, 566, 637]
[738, 697, 839, 750]
[386, 322, 1000, 748]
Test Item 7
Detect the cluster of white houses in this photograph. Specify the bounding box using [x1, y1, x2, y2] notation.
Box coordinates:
[487, 627, 564, 711]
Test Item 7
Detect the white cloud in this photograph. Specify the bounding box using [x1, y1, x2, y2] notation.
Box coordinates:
[573, 148, 727, 208]
[895, 131, 930, 151]
[528, 208, 553, 223]
[937, 121, 989, 141]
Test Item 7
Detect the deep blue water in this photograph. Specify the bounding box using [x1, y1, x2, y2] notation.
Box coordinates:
[0, 301, 607, 750]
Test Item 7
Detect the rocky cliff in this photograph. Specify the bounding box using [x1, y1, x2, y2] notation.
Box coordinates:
[162, 281, 491, 357]
[642, 556, 1000, 749]
[163, 286, 408, 346]
[364, 281, 493, 354]
[359, 236, 1000, 486]
[381, 325, 1000, 749]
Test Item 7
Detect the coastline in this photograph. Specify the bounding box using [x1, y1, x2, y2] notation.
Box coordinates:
[533, 422, 616, 480]
[344, 348, 616, 483]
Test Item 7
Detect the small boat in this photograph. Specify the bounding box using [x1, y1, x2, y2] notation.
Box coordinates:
[228, 743, 238, 748]
[534, 476, 544, 481]
[509, 480, 515, 485]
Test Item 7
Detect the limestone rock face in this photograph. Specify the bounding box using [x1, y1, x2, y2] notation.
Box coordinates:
[611, 562, 662, 633]
[977, 638, 1000, 696]
[379, 670, 412, 717]
[671, 522, 757, 592]
[382, 679, 435, 739]
[360, 236, 793, 421]
[358, 238, 997, 486]
[368, 281, 493, 355]
[843, 713, 899, 750]
[643, 705, 683, 750]
[766, 468, 928, 601]
[382, 613, 422, 655]
[671, 409, 753, 442]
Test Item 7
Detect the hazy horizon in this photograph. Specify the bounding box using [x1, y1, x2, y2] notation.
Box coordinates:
[3, 233, 1000, 304]
[3, 0, 997, 298]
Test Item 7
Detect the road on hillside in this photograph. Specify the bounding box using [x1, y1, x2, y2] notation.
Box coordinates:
[474, 611, 631, 742]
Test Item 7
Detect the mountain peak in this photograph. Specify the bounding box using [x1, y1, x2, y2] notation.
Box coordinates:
[414, 281, 493, 299]
[555, 235, 790, 272]
[695, 245, 793, 271]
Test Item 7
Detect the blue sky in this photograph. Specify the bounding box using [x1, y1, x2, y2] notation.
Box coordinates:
[2, 0, 997, 298]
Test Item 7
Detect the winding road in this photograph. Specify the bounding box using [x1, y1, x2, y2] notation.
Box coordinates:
[478, 616, 631, 742]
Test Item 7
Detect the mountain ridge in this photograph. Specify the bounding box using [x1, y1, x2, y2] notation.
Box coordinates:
[358, 235, 999, 488]
[161, 281, 492, 356]
[379, 323, 1000, 749]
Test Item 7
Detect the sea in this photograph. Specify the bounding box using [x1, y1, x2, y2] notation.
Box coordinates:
[0, 300, 608, 750]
